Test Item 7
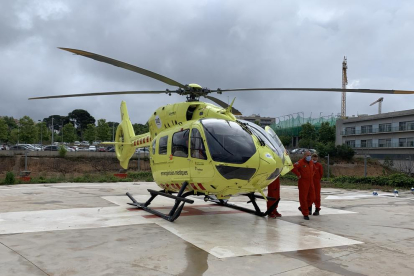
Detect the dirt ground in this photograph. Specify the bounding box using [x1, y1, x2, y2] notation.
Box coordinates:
[0, 155, 151, 178]
[0, 155, 391, 179]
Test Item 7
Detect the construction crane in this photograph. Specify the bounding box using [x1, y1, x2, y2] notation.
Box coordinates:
[341, 56, 348, 118]
[370, 97, 384, 114]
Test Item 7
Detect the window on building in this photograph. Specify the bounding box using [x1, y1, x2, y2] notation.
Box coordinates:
[158, 136, 168, 155]
[379, 139, 386, 147]
[172, 129, 189, 157]
[190, 128, 207, 160]
[361, 125, 372, 134]
[399, 138, 407, 147]
[346, 140, 355, 148]
[399, 122, 406, 131]
[386, 138, 391, 147]
[345, 127, 355, 135]
[408, 122, 414, 131]
[379, 123, 391, 132]
[361, 140, 372, 148]
[407, 137, 414, 147]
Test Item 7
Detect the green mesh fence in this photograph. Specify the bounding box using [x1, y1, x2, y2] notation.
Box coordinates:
[270, 114, 338, 137]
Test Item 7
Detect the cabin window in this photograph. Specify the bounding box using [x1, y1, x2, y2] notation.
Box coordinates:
[172, 129, 189, 157]
[159, 136, 168, 155]
[190, 128, 207, 160]
[152, 139, 156, 155]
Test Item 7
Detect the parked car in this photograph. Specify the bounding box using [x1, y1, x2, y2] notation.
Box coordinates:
[135, 147, 149, 154]
[20, 144, 41, 151]
[92, 141, 101, 146]
[74, 141, 81, 146]
[77, 147, 89, 151]
[88, 146, 97, 152]
[71, 146, 79, 151]
[97, 147, 106, 152]
[43, 145, 59, 151]
[81, 141, 90, 146]
[10, 145, 34, 151]
[1, 144, 9, 150]
[106, 147, 115, 152]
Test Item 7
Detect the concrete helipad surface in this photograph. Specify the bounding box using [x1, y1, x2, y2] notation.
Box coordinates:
[0, 182, 413, 275]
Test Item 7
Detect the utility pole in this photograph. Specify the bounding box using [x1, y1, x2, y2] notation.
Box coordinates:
[51, 117, 54, 145]
[341, 56, 348, 118]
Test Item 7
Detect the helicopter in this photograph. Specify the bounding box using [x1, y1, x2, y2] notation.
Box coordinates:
[30, 48, 414, 222]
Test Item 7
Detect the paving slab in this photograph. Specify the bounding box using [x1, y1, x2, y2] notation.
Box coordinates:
[0, 182, 413, 275]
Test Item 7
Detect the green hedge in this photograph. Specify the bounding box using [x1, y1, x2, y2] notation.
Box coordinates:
[332, 174, 414, 188]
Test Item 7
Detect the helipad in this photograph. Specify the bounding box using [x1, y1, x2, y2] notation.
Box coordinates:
[0, 182, 413, 275]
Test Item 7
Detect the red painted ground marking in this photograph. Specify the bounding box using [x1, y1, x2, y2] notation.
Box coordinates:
[198, 183, 206, 190]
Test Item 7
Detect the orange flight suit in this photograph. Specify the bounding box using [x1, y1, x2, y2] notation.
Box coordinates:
[313, 161, 323, 209]
[267, 177, 280, 213]
[291, 158, 315, 216]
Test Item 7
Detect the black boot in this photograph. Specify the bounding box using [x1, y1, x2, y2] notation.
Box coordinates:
[303, 215, 310, 220]
[313, 208, 320, 216]
[308, 206, 312, 215]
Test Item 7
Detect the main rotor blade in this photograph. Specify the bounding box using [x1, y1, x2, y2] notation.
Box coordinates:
[204, 96, 242, 115]
[29, 90, 168, 100]
[59, 47, 186, 88]
[211, 88, 414, 94]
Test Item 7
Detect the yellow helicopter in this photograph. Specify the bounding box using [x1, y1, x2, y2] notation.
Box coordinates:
[30, 48, 414, 222]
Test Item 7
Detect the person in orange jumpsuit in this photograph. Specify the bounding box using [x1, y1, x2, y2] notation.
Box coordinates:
[267, 177, 281, 218]
[312, 153, 323, 215]
[291, 150, 315, 220]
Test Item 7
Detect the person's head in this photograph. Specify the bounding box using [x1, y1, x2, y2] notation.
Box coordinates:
[312, 153, 318, 163]
[303, 150, 312, 162]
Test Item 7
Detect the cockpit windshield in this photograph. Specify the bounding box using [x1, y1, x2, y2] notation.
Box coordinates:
[237, 120, 285, 160]
[201, 119, 256, 164]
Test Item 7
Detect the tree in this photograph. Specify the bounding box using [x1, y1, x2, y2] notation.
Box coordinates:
[68, 109, 95, 135]
[36, 122, 51, 144]
[279, 135, 291, 147]
[96, 119, 110, 141]
[107, 122, 119, 141]
[62, 123, 76, 143]
[9, 129, 18, 144]
[300, 123, 317, 141]
[132, 122, 149, 135]
[2, 116, 18, 131]
[0, 118, 8, 142]
[43, 115, 69, 133]
[19, 116, 38, 144]
[83, 124, 96, 143]
[318, 122, 335, 144]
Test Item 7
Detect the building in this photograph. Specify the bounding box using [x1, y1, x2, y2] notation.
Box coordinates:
[237, 114, 275, 127]
[336, 109, 414, 159]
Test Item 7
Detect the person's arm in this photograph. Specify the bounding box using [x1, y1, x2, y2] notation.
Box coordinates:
[291, 162, 301, 178]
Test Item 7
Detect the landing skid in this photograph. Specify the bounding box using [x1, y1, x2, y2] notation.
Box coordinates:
[205, 193, 280, 217]
[126, 181, 194, 222]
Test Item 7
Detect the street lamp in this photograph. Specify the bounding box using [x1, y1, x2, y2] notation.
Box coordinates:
[38, 120, 43, 147]
[51, 117, 54, 145]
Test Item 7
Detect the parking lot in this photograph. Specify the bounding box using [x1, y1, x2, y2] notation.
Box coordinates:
[0, 182, 413, 275]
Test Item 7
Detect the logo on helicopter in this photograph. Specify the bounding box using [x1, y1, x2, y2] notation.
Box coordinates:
[155, 115, 162, 128]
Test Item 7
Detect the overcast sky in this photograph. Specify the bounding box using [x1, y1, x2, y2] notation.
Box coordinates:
[1, 0, 414, 124]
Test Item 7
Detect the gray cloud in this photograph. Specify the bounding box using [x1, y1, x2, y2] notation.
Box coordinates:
[1, 0, 414, 124]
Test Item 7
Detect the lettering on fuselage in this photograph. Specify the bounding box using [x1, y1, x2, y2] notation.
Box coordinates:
[169, 111, 176, 116]
[160, 170, 189, 176]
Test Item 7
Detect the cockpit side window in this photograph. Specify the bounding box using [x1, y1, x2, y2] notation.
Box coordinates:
[159, 136, 168, 155]
[172, 129, 189, 157]
[190, 128, 207, 160]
